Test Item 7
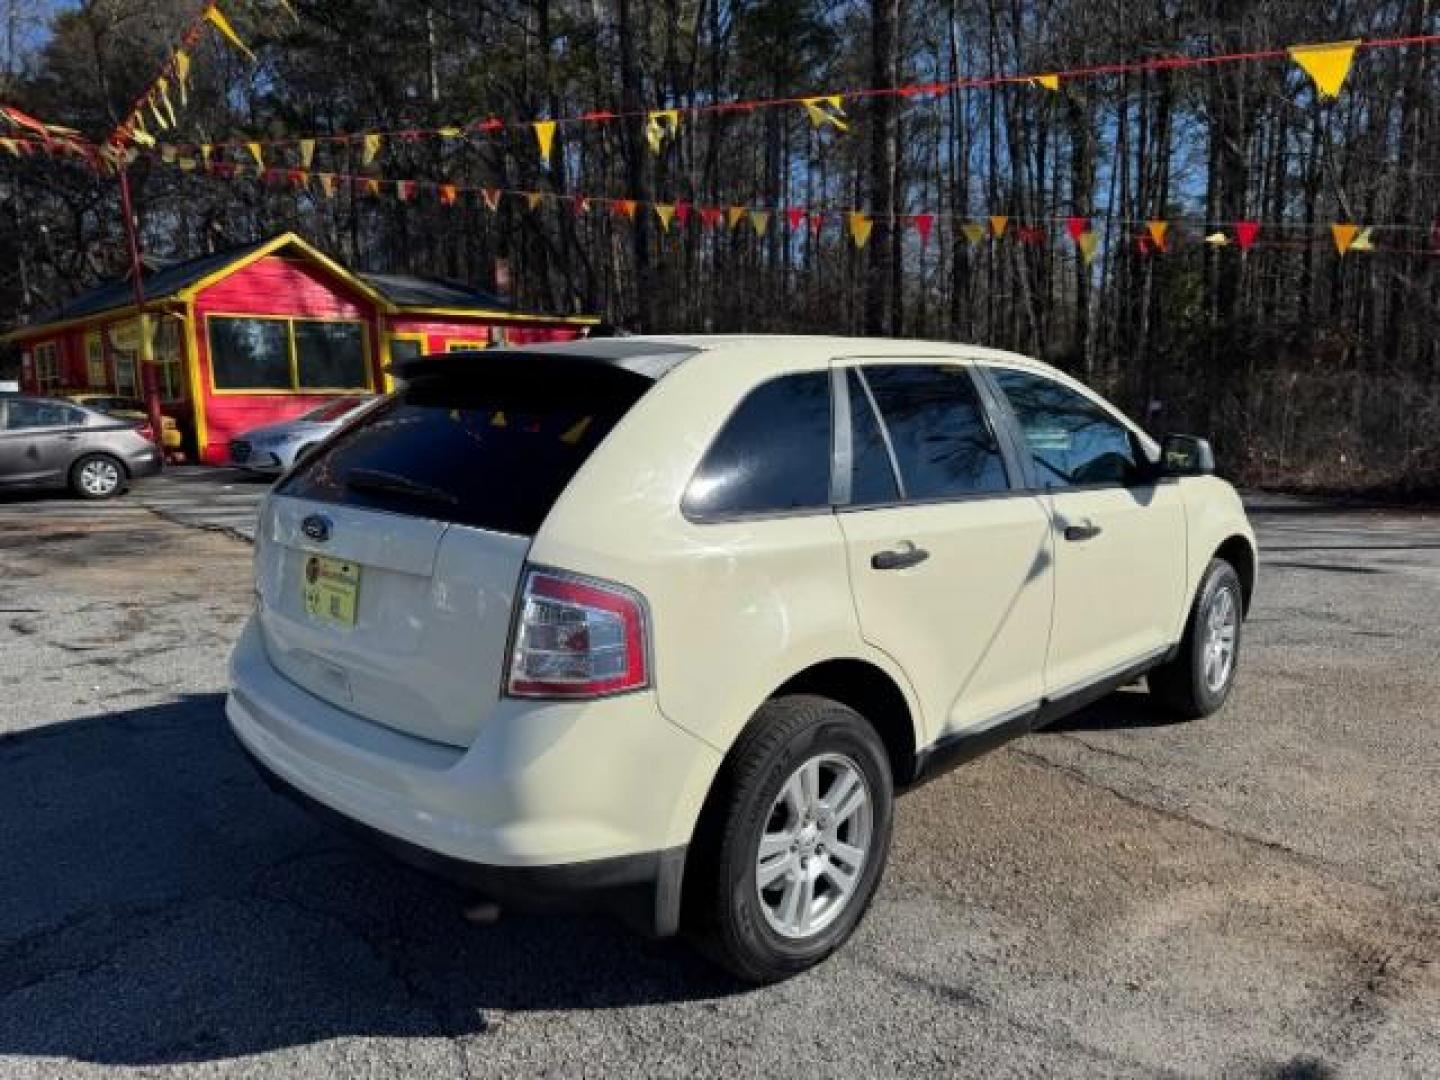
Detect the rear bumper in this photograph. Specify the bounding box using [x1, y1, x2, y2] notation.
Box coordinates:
[226, 617, 720, 935]
[126, 445, 164, 478]
[239, 739, 687, 934]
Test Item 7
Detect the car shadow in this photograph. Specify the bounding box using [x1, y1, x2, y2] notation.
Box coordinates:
[0, 695, 743, 1066]
[1041, 686, 1190, 733]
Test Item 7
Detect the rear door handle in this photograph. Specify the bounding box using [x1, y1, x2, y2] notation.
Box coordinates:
[871, 543, 930, 571]
[1062, 519, 1103, 542]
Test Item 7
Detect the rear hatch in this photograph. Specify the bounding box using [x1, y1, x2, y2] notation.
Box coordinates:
[256, 357, 652, 747]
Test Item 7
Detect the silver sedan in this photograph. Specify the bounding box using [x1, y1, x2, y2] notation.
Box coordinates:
[228, 396, 375, 475]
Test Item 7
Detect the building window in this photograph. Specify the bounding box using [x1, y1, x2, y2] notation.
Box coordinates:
[446, 340, 487, 353]
[155, 319, 186, 401]
[208, 316, 370, 392]
[33, 343, 60, 394]
[85, 332, 107, 388]
[114, 351, 138, 396]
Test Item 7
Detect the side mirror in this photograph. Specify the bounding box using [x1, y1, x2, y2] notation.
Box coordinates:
[1158, 434, 1215, 477]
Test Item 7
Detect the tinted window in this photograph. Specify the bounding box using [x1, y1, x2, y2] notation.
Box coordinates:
[861, 365, 1008, 499]
[4, 400, 83, 430]
[847, 369, 899, 504]
[279, 367, 648, 535]
[295, 321, 368, 389]
[389, 339, 424, 367]
[210, 318, 291, 390]
[682, 372, 832, 518]
[990, 368, 1138, 487]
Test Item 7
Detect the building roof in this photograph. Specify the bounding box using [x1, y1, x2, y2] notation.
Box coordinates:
[39, 238, 277, 325]
[360, 273, 512, 313]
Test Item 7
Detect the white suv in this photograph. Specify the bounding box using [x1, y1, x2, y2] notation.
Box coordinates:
[228, 336, 1256, 982]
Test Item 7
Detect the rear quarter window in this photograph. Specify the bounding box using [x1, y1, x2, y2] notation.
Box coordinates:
[681, 371, 833, 520]
[278, 367, 648, 536]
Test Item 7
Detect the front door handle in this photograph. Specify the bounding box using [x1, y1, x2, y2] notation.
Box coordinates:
[1062, 519, 1103, 542]
[871, 543, 930, 571]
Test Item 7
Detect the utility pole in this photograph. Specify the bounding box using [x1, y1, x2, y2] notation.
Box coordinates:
[116, 165, 166, 453]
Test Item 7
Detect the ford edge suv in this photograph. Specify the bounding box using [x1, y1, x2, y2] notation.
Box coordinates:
[227, 336, 1256, 982]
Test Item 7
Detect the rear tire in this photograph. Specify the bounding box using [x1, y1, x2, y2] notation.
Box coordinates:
[69, 454, 127, 500]
[1148, 559, 1243, 719]
[686, 695, 893, 983]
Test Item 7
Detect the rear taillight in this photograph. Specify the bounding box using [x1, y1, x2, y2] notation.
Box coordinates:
[506, 568, 650, 698]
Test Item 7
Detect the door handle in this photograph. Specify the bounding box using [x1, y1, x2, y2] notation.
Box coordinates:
[1062, 519, 1103, 542]
[871, 543, 930, 571]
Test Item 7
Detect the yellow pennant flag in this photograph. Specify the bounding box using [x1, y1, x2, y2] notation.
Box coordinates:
[174, 51, 191, 105]
[654, 204, 676, 231]
[1289, 40, 1361, 101]
[1350, 227, 1374, 253]
[160, 145, 177, 163]
[200, 144, 213, 168]
[962, 222, 986, 246]
[727, 205, 747, 230]
[1077, 230, 1100, 266]
[1332, 223, 1359, 256]
[749, 210, 771, 237]
[533, 120, 556, 165]
[298, 139, 315, 168]
[362, 133, 382, 166]
[1033, 74, 1061, 91]
[526, 191, 543, 211]
[847, 211, 873, 249]
[318, 173, 337, 197]
[129, 117, 156, 148]
[438, 126, 462, 139]
[246, 142, 264, 167]
[0, 138, 19, 156]
[989, 215, 1009, 239]
[1204, 231, 1229, 247]
[645, 109, 680, 155]
[799, 95, 848, 132]
[148, 96, 169, 131]
[157, 79, 177, 127]
[1147, 220, 1170, 252]
[205, 5, 256, 63]
[177, 157, 197, 172]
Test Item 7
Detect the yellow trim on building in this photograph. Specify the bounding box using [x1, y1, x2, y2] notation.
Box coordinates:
[183, 298, 209, 455]
[394, 307, 599, 326]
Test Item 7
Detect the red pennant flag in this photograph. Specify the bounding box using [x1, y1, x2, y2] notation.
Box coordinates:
[1137, 235, 1154, 256]
[287, 169, 306, 189]
[911, 214, 934, 246]
[397, 180, 417, 202]
[476, 117, 504, 133]
[809, 212, 825, 237]
[786, 207, 807, 232]
[613, 199, 637, 219]
[1235, 221, 1260, 251]
[1066, 216, 1087, 242]
[571, 195, 590, 216]
[674, 200, 691, 226]
[699, 207, 724, 230]
[1018, 225, 1045, 245]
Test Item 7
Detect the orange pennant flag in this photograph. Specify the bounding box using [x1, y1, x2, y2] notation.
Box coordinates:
[614, 199, 638, 219]
[1147, 220, 1170, 252]
[1332, 223, 1359, 256]
[989, 215, 1009, 238]
[847, 212, 873, 249]
[526, 191, 543, 211]
[439, 184, 458, 206]
[365, 177, 381, 197]
[727, 205, 747, 230]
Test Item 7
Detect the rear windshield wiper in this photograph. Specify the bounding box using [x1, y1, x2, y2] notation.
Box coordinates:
[343, 467, 460, 506]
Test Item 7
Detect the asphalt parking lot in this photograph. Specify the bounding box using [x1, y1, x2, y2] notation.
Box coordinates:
[1, 473, 1436, 1078]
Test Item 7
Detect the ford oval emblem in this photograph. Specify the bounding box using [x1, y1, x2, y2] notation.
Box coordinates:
[301, 514, 332, 543]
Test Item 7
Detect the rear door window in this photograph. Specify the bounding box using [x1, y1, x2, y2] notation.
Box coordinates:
[278, 367, 648, 535]
[858, 364, 1009, 500]
[682, 371, 833, 519]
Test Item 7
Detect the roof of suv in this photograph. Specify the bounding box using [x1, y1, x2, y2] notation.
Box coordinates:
[395, 335, 1056, 383]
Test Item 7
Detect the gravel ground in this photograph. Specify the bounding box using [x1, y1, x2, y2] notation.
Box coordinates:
[0, 479, 1435, 1078]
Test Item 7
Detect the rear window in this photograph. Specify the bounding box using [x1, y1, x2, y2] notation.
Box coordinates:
[278, 368, 648, 535]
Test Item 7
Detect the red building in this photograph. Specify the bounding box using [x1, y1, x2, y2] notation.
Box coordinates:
[4, 232, 596, 463]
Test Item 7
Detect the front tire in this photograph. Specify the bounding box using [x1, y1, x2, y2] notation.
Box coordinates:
[69, 454, 127, 500]
[1148, 558, 1244, 719]
[687, 695, 893, 983]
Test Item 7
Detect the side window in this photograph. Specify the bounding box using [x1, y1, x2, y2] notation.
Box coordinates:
[847, 369, 900, 504]
[859, 364, 1009, 500]
[682, 371, 832, 519]
[990, 368, 1138, 488]
[4, 400, 78, 430]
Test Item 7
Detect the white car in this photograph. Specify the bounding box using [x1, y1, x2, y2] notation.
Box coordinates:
[228, 337, 1256, 982]
[228, 396, 375, 474]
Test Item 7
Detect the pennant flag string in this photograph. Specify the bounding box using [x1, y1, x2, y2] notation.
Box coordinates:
[115, 33, 1440, 166]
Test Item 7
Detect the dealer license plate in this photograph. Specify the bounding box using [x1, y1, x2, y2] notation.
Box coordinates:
[302, 555, 360, 628]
